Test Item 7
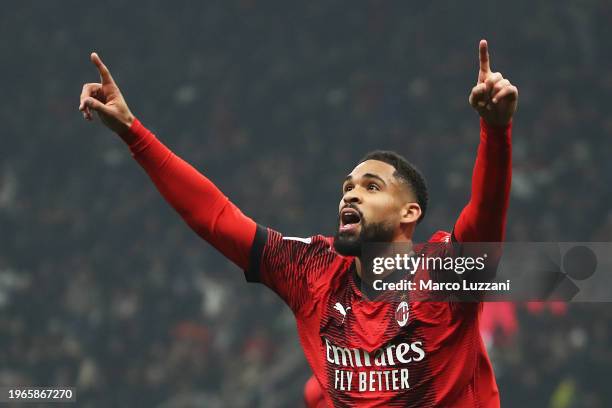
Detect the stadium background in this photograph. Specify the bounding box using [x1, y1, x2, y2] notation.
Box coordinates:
[1, 1, 611, 406]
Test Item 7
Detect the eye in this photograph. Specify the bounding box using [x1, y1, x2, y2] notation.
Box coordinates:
[343, 184, 354, 193]
[367, 183, 380, 191]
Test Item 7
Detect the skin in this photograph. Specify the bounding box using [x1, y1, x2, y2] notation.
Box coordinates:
[339, 160, 421, 282]
[79, 53, 135, 138]
[79, 39, 518, 283]
[469, 39, 518, 126]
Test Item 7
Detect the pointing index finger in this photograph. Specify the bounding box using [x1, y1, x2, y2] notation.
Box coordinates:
[90, 52, 115, 85]
[479, 39, 491, 74]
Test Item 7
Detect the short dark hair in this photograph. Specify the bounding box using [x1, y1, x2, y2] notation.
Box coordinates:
[358, 150, 428, 223]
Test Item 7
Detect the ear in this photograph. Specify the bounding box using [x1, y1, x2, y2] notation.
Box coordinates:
[400, 203, 422, 225]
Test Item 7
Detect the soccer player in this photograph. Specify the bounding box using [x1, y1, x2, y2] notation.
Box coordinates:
[79, 39, 517, 407]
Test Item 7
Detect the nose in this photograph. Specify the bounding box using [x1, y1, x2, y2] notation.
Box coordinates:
[343, 189, 362, 205]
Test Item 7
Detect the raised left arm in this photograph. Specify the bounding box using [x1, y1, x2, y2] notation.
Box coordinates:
[454, 39, 518, 243]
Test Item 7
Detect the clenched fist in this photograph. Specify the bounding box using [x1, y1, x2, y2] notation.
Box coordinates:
[79, 53, 135, 137]
[469, 40, 518, 126]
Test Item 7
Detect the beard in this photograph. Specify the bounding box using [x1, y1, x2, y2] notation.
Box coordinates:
[333, 217, 396, 257]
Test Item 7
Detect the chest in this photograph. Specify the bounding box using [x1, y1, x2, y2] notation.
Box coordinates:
[317, 273, 474, 352]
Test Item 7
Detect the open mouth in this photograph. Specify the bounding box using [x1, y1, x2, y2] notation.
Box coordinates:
[339, 208, 362, 232]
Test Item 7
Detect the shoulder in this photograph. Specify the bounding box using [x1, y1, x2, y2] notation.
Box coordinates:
[263, 230, 339, 264]
[275, 232, 334, 252]
[428, 230, 452, 243]
[415, 230, 452, 257]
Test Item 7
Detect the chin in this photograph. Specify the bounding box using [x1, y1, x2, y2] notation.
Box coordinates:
[333, 234, 362, 257]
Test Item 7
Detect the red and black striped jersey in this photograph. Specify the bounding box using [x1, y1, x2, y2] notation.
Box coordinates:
[125, 117, 511, 407]
[247, 227, 500, 407]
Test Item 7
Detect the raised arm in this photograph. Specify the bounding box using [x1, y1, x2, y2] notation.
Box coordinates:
[79, 53, 256, 269]
[454, 40, 518, 243]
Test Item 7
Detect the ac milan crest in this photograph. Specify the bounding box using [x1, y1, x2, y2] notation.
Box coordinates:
[395, 301, 410, 327]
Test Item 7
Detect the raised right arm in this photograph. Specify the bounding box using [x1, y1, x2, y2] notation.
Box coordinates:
[79, 52, 256, 269]
[126, 119, 257, 269]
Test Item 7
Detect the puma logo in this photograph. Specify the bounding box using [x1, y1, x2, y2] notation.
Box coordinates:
[334, 302, 351, 324]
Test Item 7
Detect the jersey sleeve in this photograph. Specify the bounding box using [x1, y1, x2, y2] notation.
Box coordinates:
[123, 119, 336, 310]
[246, 226, 333, 314]
[453, 118, 512, 243]
[125, 118, 257, 270]
[450, 119, 511, 284]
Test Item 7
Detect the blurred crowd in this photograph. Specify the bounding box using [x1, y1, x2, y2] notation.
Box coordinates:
[1, 1, 611, 406]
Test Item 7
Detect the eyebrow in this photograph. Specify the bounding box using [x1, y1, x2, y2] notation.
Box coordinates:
[344, 173, 387, 186]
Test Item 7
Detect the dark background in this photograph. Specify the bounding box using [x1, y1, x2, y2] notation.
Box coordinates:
[1, 1, 611, 406]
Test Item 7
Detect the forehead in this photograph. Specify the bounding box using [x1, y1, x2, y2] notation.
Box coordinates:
[346, 160, 397, 181]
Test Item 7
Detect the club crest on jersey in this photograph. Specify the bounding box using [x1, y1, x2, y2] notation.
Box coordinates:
[334, 302, 351, 324]
[395, 301, 410, 327]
